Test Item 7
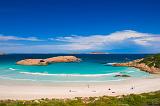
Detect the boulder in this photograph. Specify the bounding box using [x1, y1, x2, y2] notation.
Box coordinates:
[45, 56, 80, 63]
[16, 56, 80, 66]
[16, 59, 48, 66]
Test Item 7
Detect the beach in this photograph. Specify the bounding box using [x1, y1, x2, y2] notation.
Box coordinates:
[0, 54, 160, 100]
[0, 76, 160, 100]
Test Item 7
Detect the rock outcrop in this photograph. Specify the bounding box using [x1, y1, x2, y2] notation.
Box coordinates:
[16, 56, 81, 66]
[113, 59, 160, 74]
[114, 74, 131, 77]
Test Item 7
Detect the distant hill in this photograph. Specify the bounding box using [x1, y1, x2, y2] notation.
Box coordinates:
[139, 54, 160, 68]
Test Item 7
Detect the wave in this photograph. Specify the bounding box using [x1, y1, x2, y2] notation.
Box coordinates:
[19, 71, 120, 77]
[9, 68, 17, 71]
[105, 63, 116, 65]
[126, 70, 135, 73]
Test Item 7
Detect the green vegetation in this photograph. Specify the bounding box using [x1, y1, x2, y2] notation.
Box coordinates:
[140, 54, 160, 68]
[0, 91, 160, 106]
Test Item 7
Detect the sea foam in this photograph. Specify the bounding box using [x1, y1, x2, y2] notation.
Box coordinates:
[9, 68, 17, 71]
[105, 63, 116, 65]
[20, 71, 120, 77]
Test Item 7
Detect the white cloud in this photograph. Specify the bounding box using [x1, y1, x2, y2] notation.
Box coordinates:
[52, 30, 160, 50]
[1, 30, 160, 53]
[0, 42, 24, 46]
[0, 35, 42, 41]
[133, 36, 160, 45]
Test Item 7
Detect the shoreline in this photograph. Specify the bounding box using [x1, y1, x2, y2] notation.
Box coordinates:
[0, 76, 160, 100]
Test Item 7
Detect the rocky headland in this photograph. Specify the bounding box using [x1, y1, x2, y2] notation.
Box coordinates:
[113, 54, 160, 74]
[16, 56, 81, 66]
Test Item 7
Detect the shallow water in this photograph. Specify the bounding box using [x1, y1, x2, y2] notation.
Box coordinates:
[0, 54, 152, 82]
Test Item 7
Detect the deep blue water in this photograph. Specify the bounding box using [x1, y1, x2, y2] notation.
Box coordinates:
[0, 54, 152, 82]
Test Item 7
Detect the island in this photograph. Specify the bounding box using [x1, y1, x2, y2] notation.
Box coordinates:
[16, 56, 81, 66]
[88, 52, 109, 54]
[113, 54, 160, 74]
[0, 52, 5, 55]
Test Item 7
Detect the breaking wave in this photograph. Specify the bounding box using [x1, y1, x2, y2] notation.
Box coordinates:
[19, 71, 120, 77]
[105, 63, 116, 65]
[9, 68, 17, 71]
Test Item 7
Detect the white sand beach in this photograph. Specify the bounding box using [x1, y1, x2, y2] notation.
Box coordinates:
[0, 77, 160, 100]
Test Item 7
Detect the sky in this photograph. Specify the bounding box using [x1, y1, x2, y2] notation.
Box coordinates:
[0, 0, 160, 53]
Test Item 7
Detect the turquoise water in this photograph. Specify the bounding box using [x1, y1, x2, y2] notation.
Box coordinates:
[0, 54, 151, 82]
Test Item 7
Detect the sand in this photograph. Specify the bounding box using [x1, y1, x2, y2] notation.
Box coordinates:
[0, 77, 160, 100]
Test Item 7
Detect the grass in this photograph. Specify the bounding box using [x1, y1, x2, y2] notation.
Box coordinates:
[0, 91, 160, 106]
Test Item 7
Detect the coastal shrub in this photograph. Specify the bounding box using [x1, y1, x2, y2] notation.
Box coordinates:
[119, 94, 147, 106]
[139, 54, 160, 68]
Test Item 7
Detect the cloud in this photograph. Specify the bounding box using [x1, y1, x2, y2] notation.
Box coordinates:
[52, 30, 160, 50]
[133, 36, 160, 45]
[0, 35, 42, 41]
[1, 30, 160, 53]
[0, 42, 24, 46]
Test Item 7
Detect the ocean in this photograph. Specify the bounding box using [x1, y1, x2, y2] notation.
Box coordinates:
[0, 54, 152, 83]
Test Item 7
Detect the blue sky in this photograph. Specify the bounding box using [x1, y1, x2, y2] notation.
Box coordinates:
[0, 0, 160, 53]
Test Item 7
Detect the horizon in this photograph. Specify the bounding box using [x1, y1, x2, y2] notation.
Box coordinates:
[0, 0, 160, 53]
[1, 52, 159, 54]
